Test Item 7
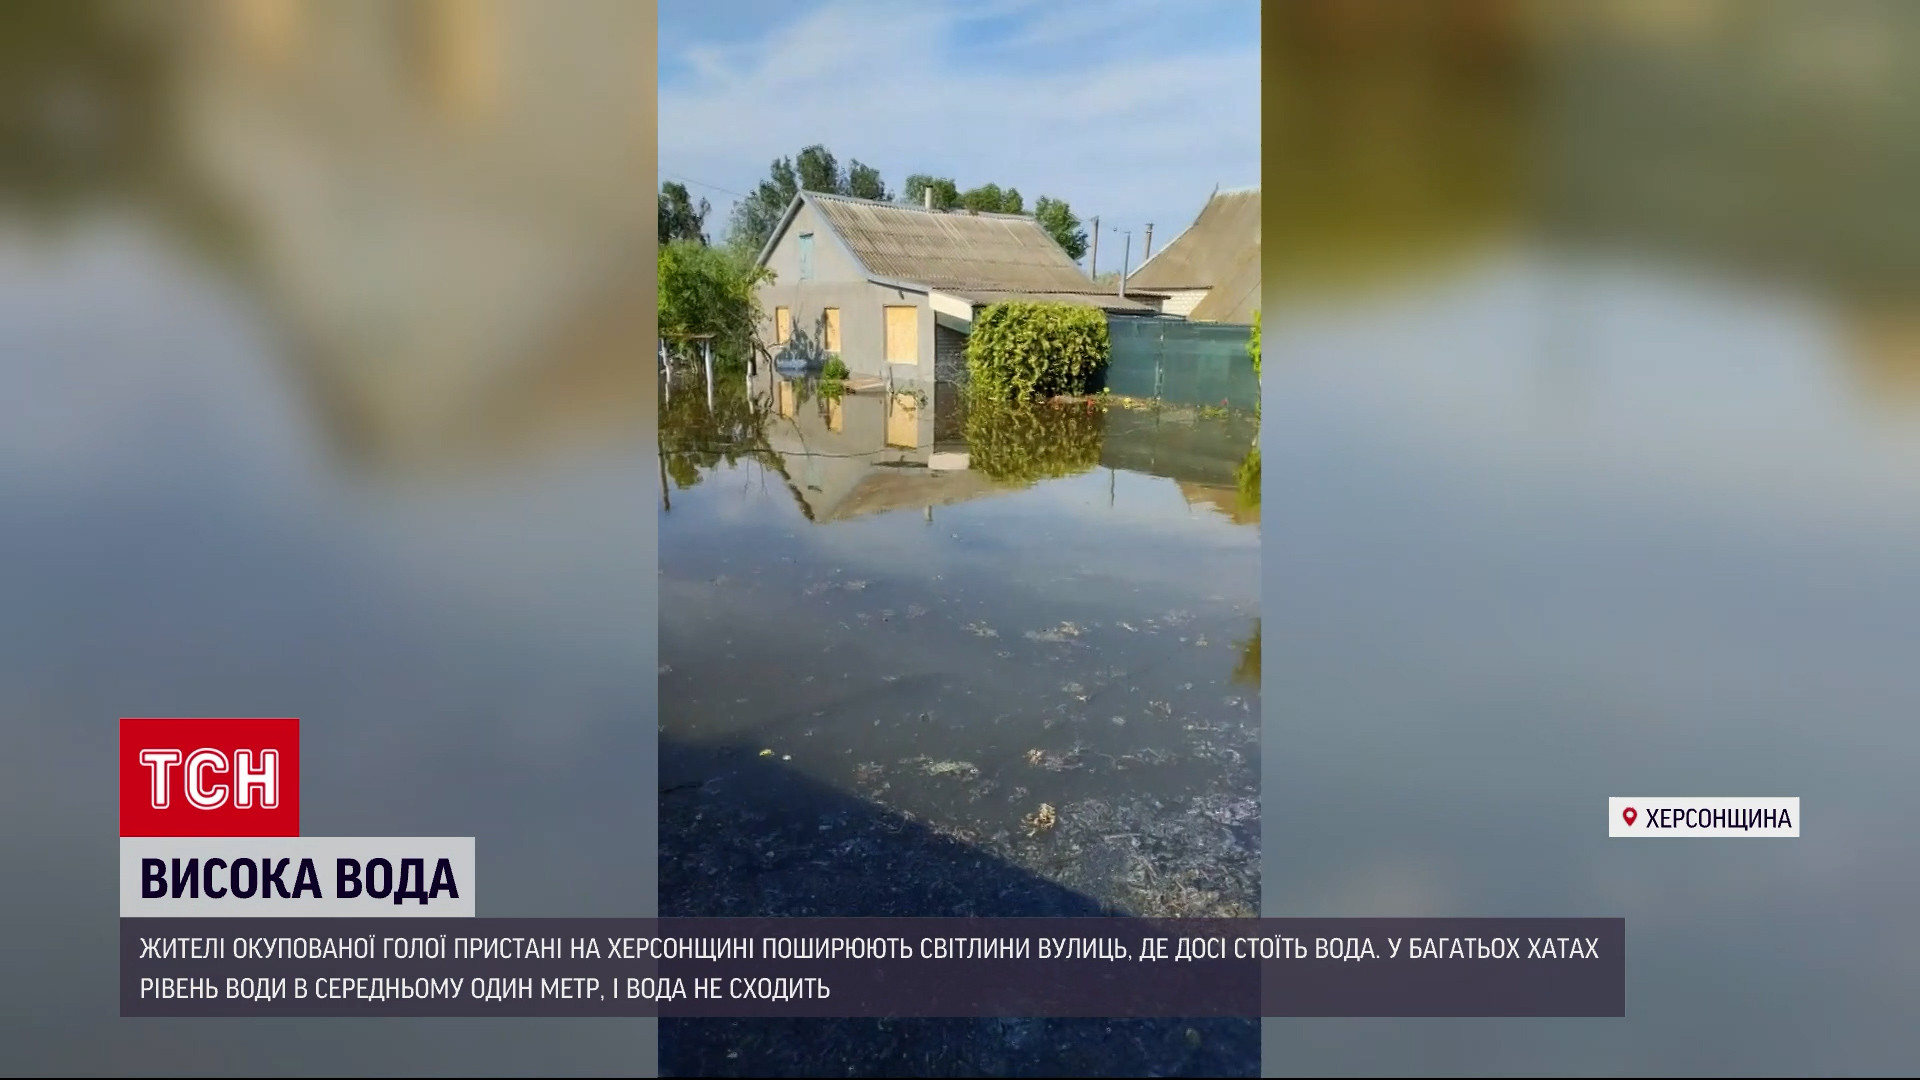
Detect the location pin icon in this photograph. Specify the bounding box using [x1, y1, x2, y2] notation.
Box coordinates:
[1622, 806, 1638, 827]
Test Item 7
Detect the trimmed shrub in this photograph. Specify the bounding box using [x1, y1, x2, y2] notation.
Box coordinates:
[964, 301, 1110, 403]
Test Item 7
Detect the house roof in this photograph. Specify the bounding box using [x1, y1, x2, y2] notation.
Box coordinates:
[1126, 186, 1261, 324]
[947, 288, 1160, 315]
[817, 466, 1011, 523]
[761, 190, 1120, 301]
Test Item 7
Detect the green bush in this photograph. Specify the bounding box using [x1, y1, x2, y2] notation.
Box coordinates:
[964, 301, 1110, 403]
[821, 356, 850, 380]
[1248, 309, 1261, 376]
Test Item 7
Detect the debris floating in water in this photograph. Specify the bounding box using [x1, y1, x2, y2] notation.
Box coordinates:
[1024, 745, 1086, 771]
[964, 621, 999, 638]
[1022, 803, 1058, 835]
[901, 756, 980, 780]
[758, 749, 773, 757]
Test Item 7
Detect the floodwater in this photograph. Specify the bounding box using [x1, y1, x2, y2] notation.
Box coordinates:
[1262, 251, 1920, 1075]
[657, 372, 1261, 1076]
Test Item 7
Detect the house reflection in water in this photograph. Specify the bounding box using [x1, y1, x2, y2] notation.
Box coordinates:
[736, 366, 1261, 527]
[167, 0, 656, 474]
[759, 369, 1004, 524]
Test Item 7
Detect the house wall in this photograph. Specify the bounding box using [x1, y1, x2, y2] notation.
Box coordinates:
[1156, 288, 1212, 319]
[757, 201, 934, 383]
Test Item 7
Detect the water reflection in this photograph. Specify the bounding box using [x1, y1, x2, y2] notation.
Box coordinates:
[1, 3, 656, 1075]
[1265, 2, 1920, 1074]
[658, 367, 1260, 1075]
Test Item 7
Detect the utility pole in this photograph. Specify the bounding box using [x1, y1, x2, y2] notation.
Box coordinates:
[1088, 216, 1099, 279]
[1143, 223, 1154, 262]
[1118, 230, 1131, 298]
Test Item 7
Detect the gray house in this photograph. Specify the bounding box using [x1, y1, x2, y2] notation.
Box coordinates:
[1125, 186, 1260, 325]
[755, 191, 1156, 385]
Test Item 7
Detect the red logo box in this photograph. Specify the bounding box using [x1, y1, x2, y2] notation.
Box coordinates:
[119, 718, 300, 837]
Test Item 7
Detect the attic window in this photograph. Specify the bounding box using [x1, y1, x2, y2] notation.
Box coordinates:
[798, 234, 813, 280]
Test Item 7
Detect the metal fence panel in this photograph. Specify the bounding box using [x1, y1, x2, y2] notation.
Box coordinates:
[1101, 318, 1259, 410]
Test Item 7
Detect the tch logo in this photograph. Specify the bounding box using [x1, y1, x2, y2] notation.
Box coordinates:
[119, 719, 300, 837]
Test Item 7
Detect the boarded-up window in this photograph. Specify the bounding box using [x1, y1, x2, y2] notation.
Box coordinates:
[825, 395, 843, 432]
[886, 392, 919, 448]
[774, 307, 792, 345]
[798, 235, 813, 280]
[884, 305, 918, 363]
[777, 379, 797, 418]
[822, 308, 841, 353]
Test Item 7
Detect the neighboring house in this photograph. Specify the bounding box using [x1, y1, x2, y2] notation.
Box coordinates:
[755, 191, 1158, 385]
[1125, 186, 1260, 325]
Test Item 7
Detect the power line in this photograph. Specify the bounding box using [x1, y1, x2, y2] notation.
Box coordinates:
[660, 171, 748, 199]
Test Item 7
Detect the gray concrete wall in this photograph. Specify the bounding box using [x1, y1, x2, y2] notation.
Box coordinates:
[758, 201, 934, 383]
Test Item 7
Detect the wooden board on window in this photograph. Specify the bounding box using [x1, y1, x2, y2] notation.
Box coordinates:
[775, 307, 792, 345]
[823, 308, 841, 353]
[884, 305, 917, 363]
[886, 391, 919, 448]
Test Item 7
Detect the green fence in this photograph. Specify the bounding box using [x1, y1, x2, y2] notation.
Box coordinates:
[1099, 317, 1259, 410]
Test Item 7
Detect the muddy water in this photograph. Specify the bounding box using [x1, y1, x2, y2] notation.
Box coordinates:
[658, 375, 1260, 1075]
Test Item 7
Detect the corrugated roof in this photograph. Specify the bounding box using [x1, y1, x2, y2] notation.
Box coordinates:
[1187, 239, 1261, 324]
[1127, 187, 1261, 323]
[791, 191, 1103, 294]
[819, 466, 1009, 523]
[950, 288, 1159, 315]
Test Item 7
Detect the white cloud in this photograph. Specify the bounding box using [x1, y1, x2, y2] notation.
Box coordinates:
[658, 0, 1259, 250]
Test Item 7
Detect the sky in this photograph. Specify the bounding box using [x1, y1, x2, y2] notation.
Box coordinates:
[657, 0, 1260, 270]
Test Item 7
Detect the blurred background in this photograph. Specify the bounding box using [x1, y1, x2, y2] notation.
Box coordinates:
[1263, 1, 1920, 1075]
[0, 1, 658, 1075]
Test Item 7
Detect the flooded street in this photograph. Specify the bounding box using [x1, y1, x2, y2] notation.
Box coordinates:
[659, 374, 1260, 1075]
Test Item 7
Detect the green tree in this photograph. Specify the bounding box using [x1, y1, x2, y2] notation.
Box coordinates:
[658, 181, 710, 246]
[959, 183, 1022, 214]
[901, 174, 960, 210]
[1249, 309, 1261, 375]
[725, 157, 799, 258]
[727, 146, 893, 254]
[845, 160, 888, 201]
[658, 240, 772, 365]
[1033, 196, 1088, 261]
[794, 145, 840, 194]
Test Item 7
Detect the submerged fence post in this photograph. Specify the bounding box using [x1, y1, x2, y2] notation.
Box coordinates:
[704, 339, 714, 411]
